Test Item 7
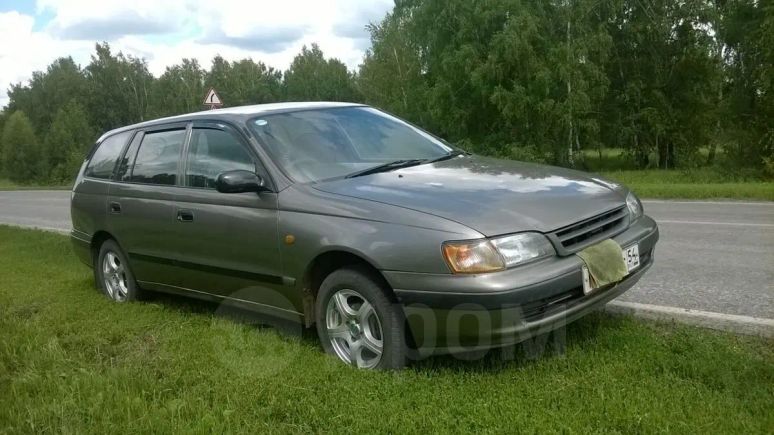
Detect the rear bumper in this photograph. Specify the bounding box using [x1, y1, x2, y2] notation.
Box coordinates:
[384, 216, 659, 354]
[70, 230, 92, 267]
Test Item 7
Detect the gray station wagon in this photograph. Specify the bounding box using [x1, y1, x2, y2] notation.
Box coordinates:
[71, 102, 659, 369]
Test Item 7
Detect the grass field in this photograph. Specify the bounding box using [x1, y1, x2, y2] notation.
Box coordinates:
[0, 178, 70, 191]
[600, 169, 774, 200]
[583, 149, 774, 200]
[1, 226, 772, 433]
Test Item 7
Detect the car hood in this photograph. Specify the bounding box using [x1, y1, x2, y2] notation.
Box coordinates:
[312, 155, 627, 236]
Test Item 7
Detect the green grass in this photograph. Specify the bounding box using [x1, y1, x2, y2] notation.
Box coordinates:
[0, 178, 70, 191]
[600, 169, 774, 200]
[583, 149, 774, 200]
[1, 226, 772, 433]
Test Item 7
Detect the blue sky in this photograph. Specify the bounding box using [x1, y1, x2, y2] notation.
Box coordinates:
[0, 0, 393, 107]
[0, 0, 52, 31]
[0, 0, 36, 15]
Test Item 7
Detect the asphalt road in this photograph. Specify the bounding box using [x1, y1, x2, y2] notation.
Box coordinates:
[0, 190, 71, 233]
[1, 191, 772, 319]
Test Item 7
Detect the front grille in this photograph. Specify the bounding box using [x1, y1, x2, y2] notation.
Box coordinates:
[551, 206, 628, 253]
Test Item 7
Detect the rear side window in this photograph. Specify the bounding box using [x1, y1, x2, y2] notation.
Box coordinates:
[186, 128, 256, 189]
[116, 133, 141, 182]
[84, 131, 132, 179]
[130, 129, 186, 185]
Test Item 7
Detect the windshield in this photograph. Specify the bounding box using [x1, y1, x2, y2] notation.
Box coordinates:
[248, 107, 452, 182]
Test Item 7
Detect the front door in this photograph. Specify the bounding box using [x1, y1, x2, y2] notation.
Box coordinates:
[170, 122, 290, 318]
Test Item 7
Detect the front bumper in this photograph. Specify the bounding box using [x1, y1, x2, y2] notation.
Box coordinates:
[384, 215, 659, 354]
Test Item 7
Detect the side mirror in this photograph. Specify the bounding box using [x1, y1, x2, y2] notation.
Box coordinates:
[215, 170, 269, 194]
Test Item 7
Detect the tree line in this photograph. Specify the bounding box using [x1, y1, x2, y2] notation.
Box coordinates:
[1, 0, 771, 185]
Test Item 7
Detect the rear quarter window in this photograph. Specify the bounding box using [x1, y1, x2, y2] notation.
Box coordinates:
[84, 131, 133, 179]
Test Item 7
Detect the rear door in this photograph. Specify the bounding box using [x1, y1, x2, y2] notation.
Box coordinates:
[72, 130, 135, 244]
[107, 123, 189, 287]
[170, 121, 289, 317]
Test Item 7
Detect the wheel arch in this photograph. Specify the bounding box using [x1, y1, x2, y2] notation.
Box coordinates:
[90, 230, 116, 263]
[299, 249, 397, 328]
[89, 230, 133, 268]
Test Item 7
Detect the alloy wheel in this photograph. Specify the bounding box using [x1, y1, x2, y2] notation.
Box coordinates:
[325, 289, 384, 368]
[102, 251, 129, 302]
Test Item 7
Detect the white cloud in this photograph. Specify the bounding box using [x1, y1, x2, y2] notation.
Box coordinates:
[0, 11, 94, 107]
[1, 0, 393, 108]
[38, 0, 190, 38]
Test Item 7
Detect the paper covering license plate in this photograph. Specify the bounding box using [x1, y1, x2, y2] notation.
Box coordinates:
[582, 243, 639, 294]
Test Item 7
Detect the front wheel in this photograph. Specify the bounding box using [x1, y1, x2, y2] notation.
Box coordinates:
[315, 266, 407, 370]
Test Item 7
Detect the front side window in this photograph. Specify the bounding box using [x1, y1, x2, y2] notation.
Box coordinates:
[84, 131, 132, 179]
[248, 107, 452, 182]
[185, 128, 256, 189]
[130, 129, 186, 185]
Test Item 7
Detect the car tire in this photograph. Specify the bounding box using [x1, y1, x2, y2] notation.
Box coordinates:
[315, 266, 407, 370]
[95, 239, 141, 302]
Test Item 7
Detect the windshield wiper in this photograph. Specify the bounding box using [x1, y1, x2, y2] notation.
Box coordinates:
[426, 150, 468, 164]
[344, 151, 468, 179]
[345, 159, 426, 178]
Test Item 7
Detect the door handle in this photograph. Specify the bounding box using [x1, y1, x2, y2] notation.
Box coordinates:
[109, 201, 121, 214]
[177, 209, 194, 222]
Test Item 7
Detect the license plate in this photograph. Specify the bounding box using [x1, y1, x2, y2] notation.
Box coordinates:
[622, 243, 640, 273]
[582, 243, 640, 295]
[582, 266, 594, 294]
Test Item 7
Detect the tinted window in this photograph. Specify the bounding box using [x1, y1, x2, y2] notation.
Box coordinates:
[130, 129, 185, 185]
[84, 131, 132, 179]
[116, 134, 141, 182]
[186, 128, 255, 189]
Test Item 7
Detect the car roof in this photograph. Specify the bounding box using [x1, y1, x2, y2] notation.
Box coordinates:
[98, 101, 365, 141]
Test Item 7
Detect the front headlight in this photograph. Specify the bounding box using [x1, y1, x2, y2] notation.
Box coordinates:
[626, 192, 643, 220]
[491, 233, 555, 267]
[442, 240, 505, 274]
[442, 232, 555, 274]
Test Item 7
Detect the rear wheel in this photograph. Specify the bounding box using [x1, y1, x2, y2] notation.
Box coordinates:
[315, 266, 407, 370]
[95, 239, 140, 302]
